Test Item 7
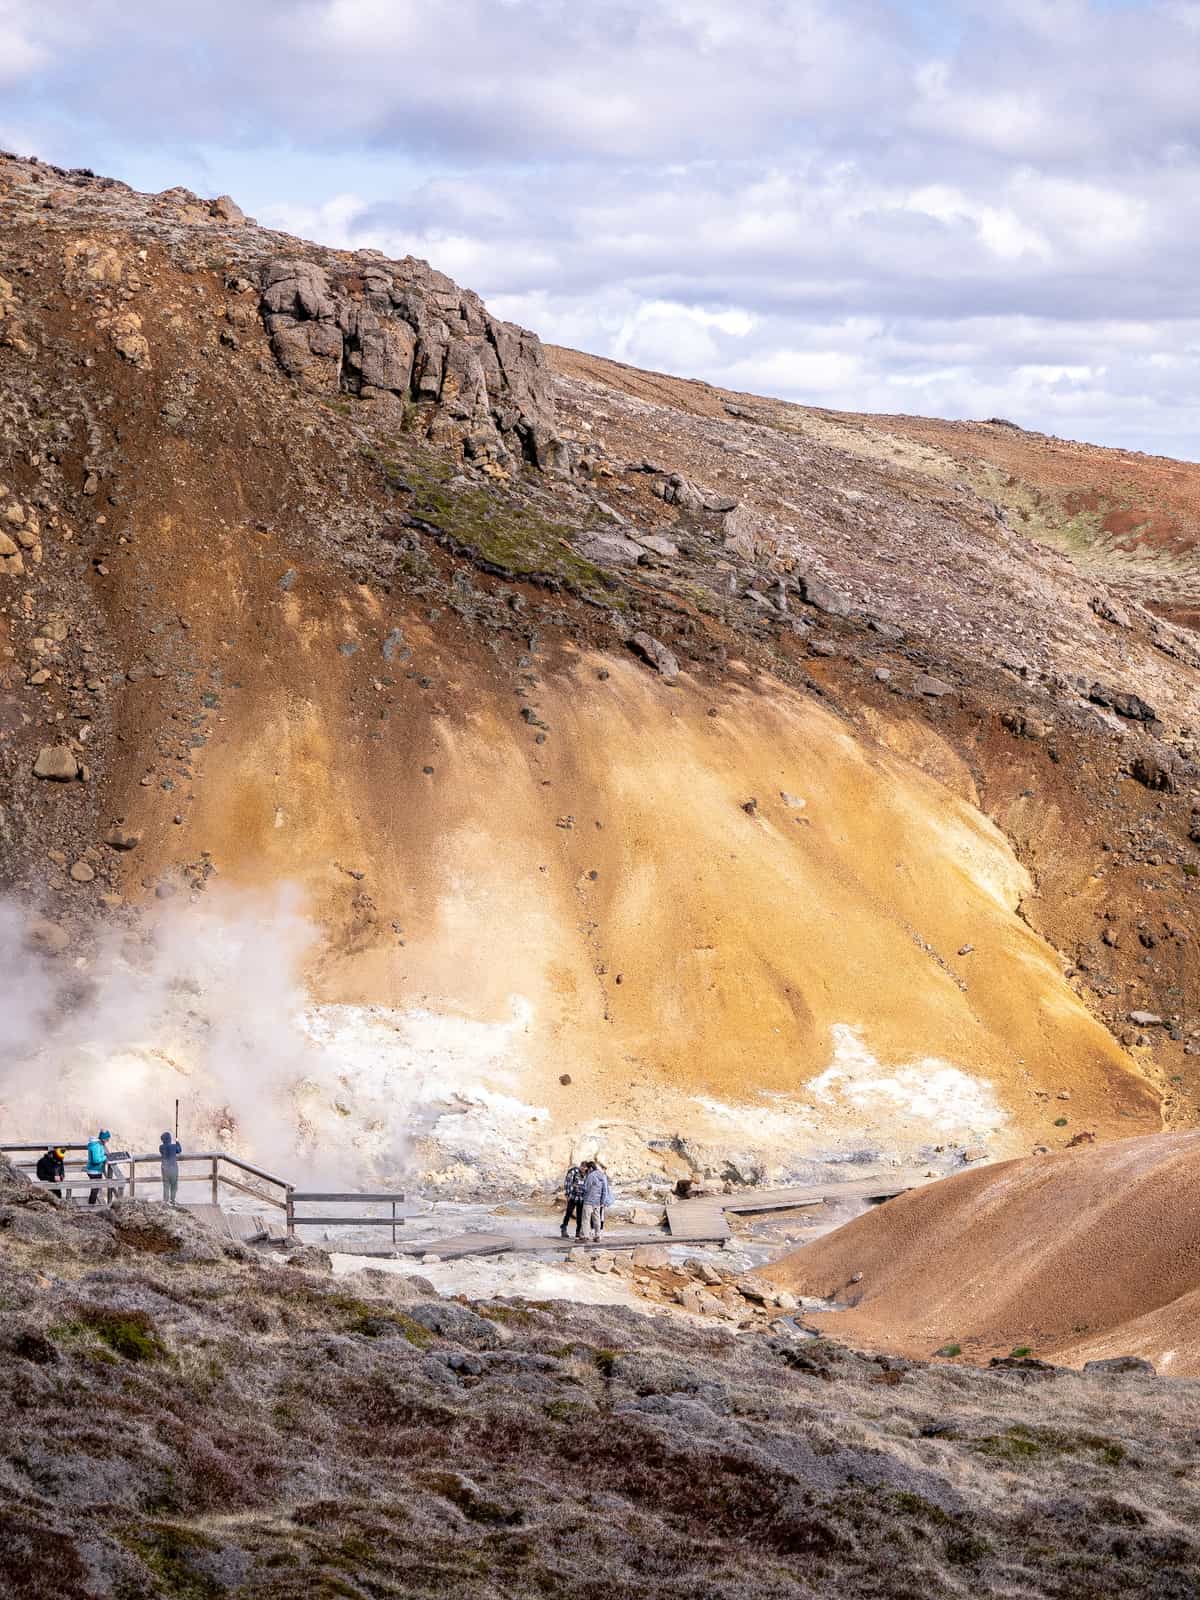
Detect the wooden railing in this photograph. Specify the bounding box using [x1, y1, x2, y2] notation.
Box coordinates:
[2, 1143, 405, 1238]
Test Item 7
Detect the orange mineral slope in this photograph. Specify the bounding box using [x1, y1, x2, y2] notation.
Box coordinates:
[763, 1131, 1200, 1374]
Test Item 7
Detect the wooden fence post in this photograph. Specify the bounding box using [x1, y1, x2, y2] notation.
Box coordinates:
[211, 1155, 219, 1207]
[286, 1187, 295, 1237]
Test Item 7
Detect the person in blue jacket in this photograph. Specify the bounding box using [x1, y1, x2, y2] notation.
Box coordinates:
[159, 1132, 182, 1204]
[85, 1130, 111, 1206]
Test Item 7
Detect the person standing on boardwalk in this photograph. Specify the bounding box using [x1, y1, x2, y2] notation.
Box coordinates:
[159, 1132, 182, 1204]
[581, 1160, 613, 1243]
[559, 1159, 586, 1238]
[85, 1130, 111, 1206]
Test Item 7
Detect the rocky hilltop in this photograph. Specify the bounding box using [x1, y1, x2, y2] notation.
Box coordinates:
[4, 153, 1200, 1191]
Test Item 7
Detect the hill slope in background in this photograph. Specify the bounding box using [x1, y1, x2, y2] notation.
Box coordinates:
[761, 1132, 1200, 1375]
[4, 154, 1200, 1188]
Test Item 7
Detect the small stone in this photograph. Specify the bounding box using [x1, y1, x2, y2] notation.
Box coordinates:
[798, 574, 851, 617]
[735, 1278, 769, 1304]
[631, 1245, 670, 1268]
[82, 473, 99, 496]
[629, 631, 679, 682]
[1082, 1355, 1156, 1376]
[559, 1073, 572, 1086]
[961, 1147, 988, 1163]
[915, 673, 954, 698]
[591, 1252, 615, 1275]
[211, 194, 246, 224]
[1128, 1010, 1165, 1027]
[33, 745, 79, 781]
[104, 825, 141, 851]
[69, 860, 95, 883]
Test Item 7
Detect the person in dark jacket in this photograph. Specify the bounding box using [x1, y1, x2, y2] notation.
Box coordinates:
[35, 1146, 65, 1197]
[560, 1161, 586, 1238]
[159, 1132, 182, 1204]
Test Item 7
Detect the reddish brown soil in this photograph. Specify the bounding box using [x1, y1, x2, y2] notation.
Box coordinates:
[762, 1132, 1200, 1374]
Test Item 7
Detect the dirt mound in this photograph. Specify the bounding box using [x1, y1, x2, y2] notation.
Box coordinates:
[763, 1132, 1200, 1373]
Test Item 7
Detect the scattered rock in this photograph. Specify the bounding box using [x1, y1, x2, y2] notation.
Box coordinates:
[210, 194, 246, 224]
[635, 533, 679, 559]
[104, 825, 141, 851]
[914, 673, 954, 698]
[1090, 595, 1132, 629]
[629, 631, 679, 682]
[1130, 752, 1176, 793]
[68, 860, 95, 883]
[721, 505, 759, 561]
[1088, 683, 1156, 722]
[576, 531, 644, 568]
[33, 745, 80, 781]
[798, 574, 851, 618]
[631, 1245, 670, 1269]
[1128, 1011, 1165, 1027]
[1082, 1356, 1156, 1376]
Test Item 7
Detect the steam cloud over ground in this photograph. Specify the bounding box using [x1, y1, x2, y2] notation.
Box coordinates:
[0, 888, 409, 1184]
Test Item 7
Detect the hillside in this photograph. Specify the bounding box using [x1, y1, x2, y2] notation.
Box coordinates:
[4, 154, 1200, 1192]
[760, 1131, 1200, 1375]
[0, 1155, 1196, 1600]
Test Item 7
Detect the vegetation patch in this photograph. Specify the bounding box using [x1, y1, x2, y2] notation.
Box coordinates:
[55, 1306, 166, 1362]
[122, 1521, 224, 1600]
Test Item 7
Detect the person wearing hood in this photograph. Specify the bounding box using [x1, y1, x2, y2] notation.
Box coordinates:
[85, 1130, 110, 1206]
[159, 1132, 182, 1204]
[35, 1146, 65, 1198]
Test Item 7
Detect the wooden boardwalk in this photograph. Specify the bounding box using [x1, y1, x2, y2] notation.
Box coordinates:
[337, 1168, 934, 1262]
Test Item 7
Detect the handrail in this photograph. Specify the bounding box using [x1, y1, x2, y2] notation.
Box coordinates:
[290, 1191, 407, 1203]
[30, 1177, 130, 1195]
[127, 1151, 292, 1189]
[8, 1141, 406, 1238]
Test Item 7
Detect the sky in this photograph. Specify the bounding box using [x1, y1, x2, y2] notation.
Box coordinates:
[2, 0, 1199, 459]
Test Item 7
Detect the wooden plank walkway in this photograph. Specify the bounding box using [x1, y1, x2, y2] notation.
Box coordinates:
[336, 1170, 935, 1262]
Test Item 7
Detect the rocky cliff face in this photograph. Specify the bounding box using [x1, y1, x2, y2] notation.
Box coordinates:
[5, 151, 1200, 1192]
[260, 253, 566, 469]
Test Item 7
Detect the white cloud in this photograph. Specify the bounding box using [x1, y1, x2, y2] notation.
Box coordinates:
[2, 0, 1200, 455]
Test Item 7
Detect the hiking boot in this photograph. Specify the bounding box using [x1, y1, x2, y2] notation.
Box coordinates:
[559, 1227, 568, 1238]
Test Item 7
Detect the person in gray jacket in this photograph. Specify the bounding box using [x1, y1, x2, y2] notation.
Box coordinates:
[159, 1132, 182, 1204]
[581, 1161, 613, 1242]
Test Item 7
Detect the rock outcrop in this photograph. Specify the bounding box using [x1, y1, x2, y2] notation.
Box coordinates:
[260, 256, 567, 470]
